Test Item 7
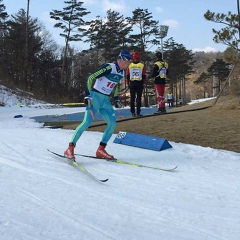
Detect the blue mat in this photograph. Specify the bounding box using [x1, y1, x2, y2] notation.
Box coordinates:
[30, 107, 166, 123]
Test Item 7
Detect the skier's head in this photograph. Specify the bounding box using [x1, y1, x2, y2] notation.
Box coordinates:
[156, 51, 163, 60]
[132, 51, 140, 61]
[118, 50, 132, 61]
[117, 50, 131, 70]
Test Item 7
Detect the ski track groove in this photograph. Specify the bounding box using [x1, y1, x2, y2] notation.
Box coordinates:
[1, 141, 33, 165]
[168, 216, 232, 240]
[15, 187, 117, 240]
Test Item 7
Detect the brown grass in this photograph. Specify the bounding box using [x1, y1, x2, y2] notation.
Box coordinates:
[83, 96, 240, 153]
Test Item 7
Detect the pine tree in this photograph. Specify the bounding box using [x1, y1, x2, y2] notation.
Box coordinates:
[194, 72, 210, 98]
[127, 8, 159, 54]
[204, 3, 240, 51]
[164, 38, 195, 104]
[84, 10, 132, 62]
[50, 0, 90, 90]
[207, 59, 231, 94]
[204, 1, 240, 101]
[5, 9, 43, 88]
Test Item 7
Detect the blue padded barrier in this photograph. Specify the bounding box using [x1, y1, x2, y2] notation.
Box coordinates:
[113, 132, 172, 151]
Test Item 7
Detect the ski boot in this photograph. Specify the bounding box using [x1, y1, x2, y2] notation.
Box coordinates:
[96, 145, 114, 159]
[64, 142, 75, 160]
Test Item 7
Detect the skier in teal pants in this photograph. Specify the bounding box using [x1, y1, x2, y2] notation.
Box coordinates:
[64, 50, 132, 160]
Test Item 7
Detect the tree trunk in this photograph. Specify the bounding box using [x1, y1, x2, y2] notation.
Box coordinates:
[24, 0, 30, 89]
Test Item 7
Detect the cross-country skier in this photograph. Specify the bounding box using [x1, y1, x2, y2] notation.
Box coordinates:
[64, 50, 132, 160]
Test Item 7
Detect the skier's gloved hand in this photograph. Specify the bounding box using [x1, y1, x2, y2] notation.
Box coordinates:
[115, 100, 123, 108]
[84, 96, 92, 107]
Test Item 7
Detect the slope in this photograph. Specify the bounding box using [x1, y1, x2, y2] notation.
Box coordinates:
[0, 105, 240, 240]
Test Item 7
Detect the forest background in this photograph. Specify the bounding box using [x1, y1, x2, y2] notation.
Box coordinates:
[0, 0, 240, 107]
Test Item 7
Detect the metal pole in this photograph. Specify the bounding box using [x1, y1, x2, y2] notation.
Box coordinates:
[237, 0, 240, 40]
[161, 38, 163, 59]
[159, 25, 169, 59]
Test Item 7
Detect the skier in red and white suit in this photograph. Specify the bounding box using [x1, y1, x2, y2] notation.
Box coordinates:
[151, 51, 169, 113]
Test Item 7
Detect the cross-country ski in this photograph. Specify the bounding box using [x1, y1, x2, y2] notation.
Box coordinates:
[74, 153, 178, 172]
[47, 149, 108, 182]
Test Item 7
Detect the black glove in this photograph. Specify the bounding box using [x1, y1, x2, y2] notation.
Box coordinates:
[84, 96, 92, 107]
[115, 100, 123, 108]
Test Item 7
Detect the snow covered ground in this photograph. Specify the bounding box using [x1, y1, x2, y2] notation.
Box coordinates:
[0, 97, 240, 240]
